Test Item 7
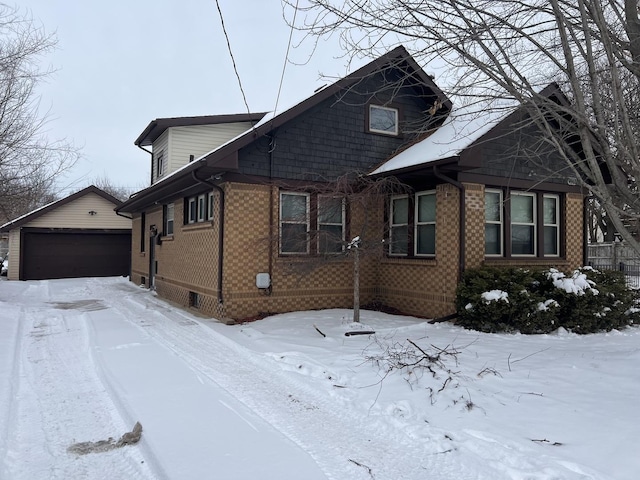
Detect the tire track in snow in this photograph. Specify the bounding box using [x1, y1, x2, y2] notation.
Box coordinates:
[1, 280, 158, 480]
[94, 279, 483, 480]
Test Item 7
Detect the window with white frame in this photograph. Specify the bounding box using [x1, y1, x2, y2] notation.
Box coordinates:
[197, 194, 206, 222]
[207, 192, 215, 220]
[543, 194, 559, 256]
[485, 189, 562, 258]
[510, 192, 536, 255]
[155, 150, 165, 179]
[164, 203, 174, 235]
[187, 197, 197, 224]
[318, 195, 345, 254]
[369, 105, 399, 135]
[280, 192, 309, 254]
[484, 190, 503, 256]
[415, 192, 436, 255]
[185, 193, 213, 225]
[389, 195, 409, 255]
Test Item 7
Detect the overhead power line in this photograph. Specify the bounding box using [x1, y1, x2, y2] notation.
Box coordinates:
[214, 0, 252, 115]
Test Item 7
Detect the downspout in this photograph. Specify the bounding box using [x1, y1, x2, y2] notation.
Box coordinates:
[433, 165, 466, 277]
[192, 170, 225, 304]
[138, 144, 153, 186]
[267, 133, 276, 290]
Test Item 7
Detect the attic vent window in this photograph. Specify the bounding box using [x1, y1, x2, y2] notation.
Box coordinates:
[369, 105, 399, 136]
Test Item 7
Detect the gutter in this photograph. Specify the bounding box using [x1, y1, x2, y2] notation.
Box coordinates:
[433, 165, 466, 277]
[191, 170, 225, 304]
[137, 144, 154, 186]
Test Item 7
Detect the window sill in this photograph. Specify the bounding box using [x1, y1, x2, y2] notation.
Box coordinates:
[382, 256, 437, 266]
[139, 252, 146, 257]
[160, 235, 174, 242]
[484, 257, 568, 265]
[182, 222, 213, 233]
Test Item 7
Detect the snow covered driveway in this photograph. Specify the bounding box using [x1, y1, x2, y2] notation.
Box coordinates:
[0, 278, 329, 479]
[1, 276, 638, 479]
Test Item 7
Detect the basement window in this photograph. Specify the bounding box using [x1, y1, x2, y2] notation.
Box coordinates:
[189, 291, 200, 309]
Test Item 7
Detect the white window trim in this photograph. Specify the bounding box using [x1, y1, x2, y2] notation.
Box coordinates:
[511, 191, 537, 257]
[165, 203, 174, 235]
[197, 194, 206, 222]
[414, 190, 436, 257]
[369, 104, 399, 136]
[317, 195, 345, 254]
[187, 197, 197, 224]
[543, 194, 560, 257]
[389, 195, 409, 256]
[156, 150, 165, 179]
[484, 189, 504, 257]
[280, 192, 310, 255]
[207, 192, 215, 221]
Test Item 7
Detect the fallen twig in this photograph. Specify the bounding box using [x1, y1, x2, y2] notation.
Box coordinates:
[313, 324, 326, 337]
[349, 459, 375, 479]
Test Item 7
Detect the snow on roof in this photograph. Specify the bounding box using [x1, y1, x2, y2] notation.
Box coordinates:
[371, 103, 516, 175]
[1, 198, 59, 230]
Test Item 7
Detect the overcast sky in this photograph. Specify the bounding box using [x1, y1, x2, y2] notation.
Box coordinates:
[20, 0, 358, 196]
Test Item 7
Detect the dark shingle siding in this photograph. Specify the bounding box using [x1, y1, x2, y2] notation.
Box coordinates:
[471, 114, 573, 185]
[238, 71, 434, 181]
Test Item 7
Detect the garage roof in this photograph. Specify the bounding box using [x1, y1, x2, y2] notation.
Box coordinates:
[0, 186, 123, 232]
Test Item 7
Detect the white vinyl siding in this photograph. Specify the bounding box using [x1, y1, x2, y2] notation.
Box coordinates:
[151, 130, 169, 183]
[4, 192, 131, 281]
[21, 194, 131, 229]
[149, 123, 255, 183]
[7, 229, 19, 280]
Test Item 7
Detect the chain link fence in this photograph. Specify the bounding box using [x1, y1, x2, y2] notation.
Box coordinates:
[588, 242, 640, 288]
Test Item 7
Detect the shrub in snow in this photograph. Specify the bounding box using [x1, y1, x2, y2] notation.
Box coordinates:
[455, 266, 640, 334]
[455, 267, 552, 333]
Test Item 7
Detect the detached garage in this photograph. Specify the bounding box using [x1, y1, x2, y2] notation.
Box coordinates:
[0, 186, 132, 281]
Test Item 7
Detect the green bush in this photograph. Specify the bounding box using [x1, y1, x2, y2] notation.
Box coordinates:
[455, 266, 640, 334]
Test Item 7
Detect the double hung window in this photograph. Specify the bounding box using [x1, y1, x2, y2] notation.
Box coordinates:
[280, 192, 309, 254]
[484, 189, 561, 258]
[389, 191, 436, 256]
[318, 196, 345, 254]
[163, 203, 174, 235]
[415, 192, 436, 256]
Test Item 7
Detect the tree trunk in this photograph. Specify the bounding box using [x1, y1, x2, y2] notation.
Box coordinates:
[353, 245, 360, 323]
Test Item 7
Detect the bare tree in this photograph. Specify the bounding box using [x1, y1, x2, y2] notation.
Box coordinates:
[277, 173, 408, 322]
[90, 175, 138, 202]
[286, 0, 640, 252]
[0, 4, 79, 223]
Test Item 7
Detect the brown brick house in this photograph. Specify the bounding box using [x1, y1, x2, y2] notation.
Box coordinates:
[117, 47, 585, 323]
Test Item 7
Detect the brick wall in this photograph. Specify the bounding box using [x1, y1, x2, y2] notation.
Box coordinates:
[220, 183, 378, 320]
[377, 183, 461, 319]
[565, 193, 585, 269]
[129, 180, 585, 323]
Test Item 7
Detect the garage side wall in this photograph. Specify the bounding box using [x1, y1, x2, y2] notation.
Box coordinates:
[7, 230, 20, 280]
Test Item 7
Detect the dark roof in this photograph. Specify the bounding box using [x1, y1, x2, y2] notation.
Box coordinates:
[0, 185, 123, 232]
[135, 113, 267, 147]
[118, 46, 452, 213]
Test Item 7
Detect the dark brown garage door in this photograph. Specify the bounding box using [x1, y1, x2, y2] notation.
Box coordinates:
[21, 231, 131, 280]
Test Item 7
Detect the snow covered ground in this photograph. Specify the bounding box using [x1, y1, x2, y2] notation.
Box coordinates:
[0, 276, 638, 480]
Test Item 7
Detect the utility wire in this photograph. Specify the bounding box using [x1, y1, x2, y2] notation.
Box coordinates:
[273, 0, 300, 117]
[214, 0, 252, 115]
